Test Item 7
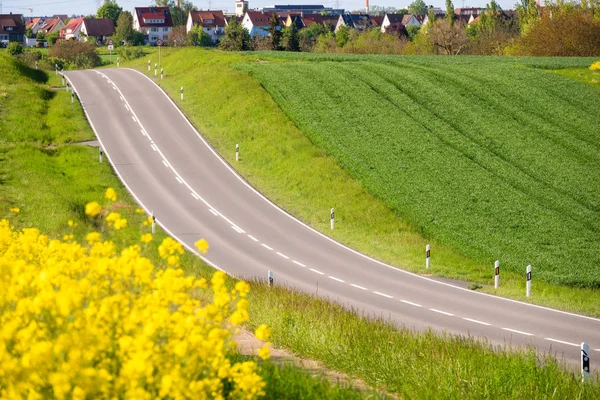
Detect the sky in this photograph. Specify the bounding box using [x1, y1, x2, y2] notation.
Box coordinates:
[1, 0, 522, 18]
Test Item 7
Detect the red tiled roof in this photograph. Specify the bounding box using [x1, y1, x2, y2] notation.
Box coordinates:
[39, 18, 61, 34]
[63, 17, 83, 31]
[0, 14, 25, 35]
[83, 18, 115, 37]
[135, 7, 173, 28]
[189, 10, 225, 28]
[246, 11, 275, 27]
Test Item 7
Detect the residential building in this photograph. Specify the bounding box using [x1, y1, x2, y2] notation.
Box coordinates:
[60, 17, 83, 40]
[0, 14, 25, 45]
[335, 14, 372, 32]
[133, 7, 173, 45]
[26, 17, 43, 34]
[241, 11, 278, 37]
[262, 5, 344, 16]
[81, 18, 115, 44]
[235, 0, 249, 17]
[186, 10, 226, 43]
[38, 17, 66, 36]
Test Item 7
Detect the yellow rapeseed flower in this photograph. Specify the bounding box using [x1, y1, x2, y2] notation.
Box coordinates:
[254, 324, 271, 342]
[257, 345, 271, 360]
[105, 187, 117, 202]
[86, 231, 101, 245]
[85, 201, 102, 217]
[135, 208, 145, 214]
[195, 238, 209, 255]
[590, 61, 600, 71]
[140, 233, 153, 243]
[10, 207, 20, 213]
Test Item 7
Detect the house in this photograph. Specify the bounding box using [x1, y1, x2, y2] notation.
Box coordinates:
[0, 14, 25, 45]
[186, 10, 226, 43]
[38, 17, 66, 36]
[133, 7, 173, 45]
[335, 14, 372, 32]
[241, 11, 278, 37]
[60, 17, 84, 40]
[81, 18, 114, 44]
[26, 17, 44, 34]
[369, 15, 384, 28]
[235, 0, 249, 17]
[261, 4, 344, 15]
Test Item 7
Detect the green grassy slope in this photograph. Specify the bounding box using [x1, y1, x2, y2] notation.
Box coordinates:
[240, 56, 600, 288]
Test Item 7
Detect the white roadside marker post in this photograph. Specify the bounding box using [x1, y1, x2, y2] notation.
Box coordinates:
[65, 81, 69, 92]
[148, 60, 151, 71]
[151, 211, 156, 234]
[426, 244, 431, 269]
[268, 270, 273, 287]
[61, 74, 65, 86]
[180, 86, 184, 100]
[99, 147, 103, 163]
[526, 264, 532, 297]
[161, 68, 164, 80]
[235, 144, 239, 161]
[494, 260, 500, 289]
[154, 63, 157, 76]
[55, 63, 58, 75]
[117, 57, 120, 68]
[330, 208, 334, 230]
[71, 90, 74, 103]
[35, 60, 38, 70]
[581, 342, 590, 382]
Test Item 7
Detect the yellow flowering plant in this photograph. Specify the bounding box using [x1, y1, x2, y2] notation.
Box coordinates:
[590, 61, 600, 71]
[0, 206, 268, 398]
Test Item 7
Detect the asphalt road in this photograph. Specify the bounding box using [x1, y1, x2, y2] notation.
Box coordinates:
[65, 68, 600, 369]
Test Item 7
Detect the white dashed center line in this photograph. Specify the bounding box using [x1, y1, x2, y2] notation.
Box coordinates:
[373, 291, 393, 299]
[292, 260, 306, 267]
[463, 318, 491, 326]
[350, 284, 367, 290]
[261, 244, 273, 251]
[502, 328, 534, 336]
[328, 276, 344, 283]
[544, 338, 579, 347]
[276, 252, 289, 259]
[401, 300, 422, 307]
[429, 308, 454, 316]
[309, 268, 325, 275]
[247, 235, 259, 242]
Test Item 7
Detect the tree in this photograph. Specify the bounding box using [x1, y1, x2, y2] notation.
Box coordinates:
[115, 11, 134, 44]
[298, 21, 328, 50]
[408, 0, 428, 17]
[268, 13, 282, 50]
[515, 0, 540, 34]
[47, 31, 60, 46]
[429, 19, 468, 54]
[132, 31, 146, 46]
[187, 24, 213, 46]
[446, 0, 456, 25]
[96, 0, 123, 26]
[336, 24, 350, 47]
[219, 18, 251, 51]
[153, 0, 196, 26]
[25, 27, 34, 38]
[36, 31, 46, 40]
[49, 40, 101, 68]
[406, 24, 420, 40]
[281, 21, 300, 51]
[7, 42, 24, 56]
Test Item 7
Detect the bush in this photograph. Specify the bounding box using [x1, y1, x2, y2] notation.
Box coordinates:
[49, 40, 101, 69]
[118, 46, 146, 60]
[7, 42, 24, 56]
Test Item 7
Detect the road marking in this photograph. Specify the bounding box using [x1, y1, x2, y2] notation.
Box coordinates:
[328, 276, 345, 283]
[276, 252, 289, 259]
[113, 86, 117, 90]
[175, 177, 182, 184]
[595, 349, 600, 352]
[261, 243, 273, 251]
[247, 235, 259, 242]
[310, 268, 325, 275]
[429, 308, 454, 316]
[231, 225, 245, 234]
[502, 328, 534, 336]
[401, 300, 422, 307]
[162, 160, 169, 167]
[544, 338, 579, 347]
[125, 104, 129, 111]
[463, 318, 491, 326]
[120, 95, 123, 101]
[208, 209, 218, 216]
[373, 291, 393, 299]
[140, 129, 146, 136]
[131, 116, 136, 122]
[292, 260, 306, 267]
[151, 144, 157, 151]
[191, 192, 199, 200]
[350, 284, 367, 291]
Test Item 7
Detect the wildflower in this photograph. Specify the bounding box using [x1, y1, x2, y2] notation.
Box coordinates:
[257, 345, 271, 360]
[195, 238, 209, 255]
[86, 232, 101, 245]
[141, 233, 153, 243]
[105, 187, 117, 202]
[113, 218, 128, 230]
[63, 234, 74, 241]
[135, 208, 145, 214]
[255, 324, 271, 342]
[85, 201, 102, 217]
[10, 207, 20, 213]
[68, 220, 74, 227]
[590, 61, 600, 71]
[158, 237, 183, 259]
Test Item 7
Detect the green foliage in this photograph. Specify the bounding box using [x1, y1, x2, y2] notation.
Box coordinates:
[96, 0, 123, 26]
[25, 27, 34, 39]
[36, 31, 46, 40]
[268, 13, 282, 50]
[281, 23, 300, 52]
[406, 24, 420, 40]
[219, 19, 251, 51]
[47, 31, 60, 46]
[7, 42, 24, 56]
[118, 46, 146, 60]
[187, 25, 213, 47]
[48, 40, 101, 69]
[115, 11, 134, 44]
[298, 22, 329, 51]
[335, 25, 350, 48]
[132, 31, 146, 46]
[446, 0, 456, 24]
[408, 0, 428, 17]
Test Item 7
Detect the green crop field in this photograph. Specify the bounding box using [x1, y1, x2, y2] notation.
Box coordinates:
[240, 55, 600, 288]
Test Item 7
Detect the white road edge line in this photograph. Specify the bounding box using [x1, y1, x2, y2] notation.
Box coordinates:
[595, 349, 600, 352]
[401, 300, 422, 307]
[350, 284, 367, 291]
[502, 328, 534, 336]
[309, 268, 325, 275]
[463, 318, 491, 326]
[151, 144, 157, 151]
[209, 209, 218, 216]
[429, 308, 454, 316]
[276, 252, 289, 259]
[328, 276, 344, 283]
[292, 260, 305, 267]
[175, 177, 183, 183]
[374, 291, 393, 299]
[131, 116, 136, 121]
[140, 129, 146, 136]
[544, 338, 579, 347]
[162, 160, 169, 167]
[247, 235, 259, 242]
[191, 192, 199, 200]
[231, 225, 245, 234]
[261, 243, 273, 251]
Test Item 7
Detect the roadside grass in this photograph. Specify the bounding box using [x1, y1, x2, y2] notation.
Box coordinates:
[0, 51, 378, 398]
[122, 48, 600, 317]
[553, 67, 600, 89]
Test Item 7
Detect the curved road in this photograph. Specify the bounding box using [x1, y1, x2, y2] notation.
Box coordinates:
[65, 68, 600, 369]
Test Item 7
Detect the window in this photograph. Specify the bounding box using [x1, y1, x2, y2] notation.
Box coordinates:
[6, 26, 14, 31]
[151, 27, 158, 32]
[205, 19, 212, 24]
